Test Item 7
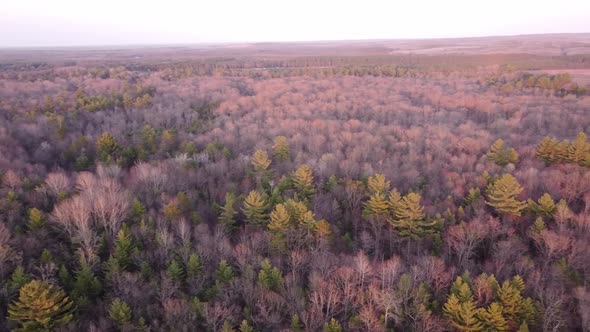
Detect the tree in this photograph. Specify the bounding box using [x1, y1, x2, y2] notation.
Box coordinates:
[268, 203, 290, 232]
[242, 191, 269, 226]
[485, 174, 527, 218]
[536, 136, 563, 164]
[567, 132, 589, 164]
[363, 192, 390, 217]
[486, 139, 519, 166]
[477, 302, 508, 331]
[323, 318, 343, 332]
[108, 298, 132, 327]
[367, 174, 390, 194]
[113, 225, 135, 270]
[215, 259, 234, 285]
[527, 193, 556, 217]
[167, 259, 185, 283]
[8, 280, 74, 331]
[219, 192, 238, 232]
[258, 259, 283, 291]
[72, 263, 102, 305]
[239, 320, 255, 332]
[391, 192, 437, 241]
[292, 165, 315, 202]
[252, 150, 271, 173]
[187, 253, 202, 279]
[27, 208, 45, 231]
[96, 132, 119, 163]
[272, 136, 290, 161]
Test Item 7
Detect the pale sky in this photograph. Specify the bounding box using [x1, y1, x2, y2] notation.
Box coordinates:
[1, 0, 589, 47]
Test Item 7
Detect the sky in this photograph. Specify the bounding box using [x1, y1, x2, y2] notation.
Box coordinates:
[1, 0, 589, 47]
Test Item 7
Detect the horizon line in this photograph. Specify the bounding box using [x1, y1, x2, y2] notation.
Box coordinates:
[1, 32, 589, 50]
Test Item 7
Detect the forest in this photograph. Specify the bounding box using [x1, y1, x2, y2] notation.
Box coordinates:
[0, 38, 589, 331]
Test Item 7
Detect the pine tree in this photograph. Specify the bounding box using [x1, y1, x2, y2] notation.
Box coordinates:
[363, 192, 390, 217]
[536, 136, 562, 164]
[96, 132, 119, 163]
[252, 150, 271, 173]
[387, 189, 403, 214]
[215, 259, 235, 285]
[187, 253, 202, 279]
[257, 259, 283, 292]
[323, 318, 343, 332]
[395, 192, 425, 223]
[221, 320, 236, 332]
[391, 192, 437, 240]
[477, 302, 508, 331]
[567, 132, 590, 164]
[485, 174, 527, 217]
[443, 294, 483, 331]
[219, 192, 238, 232]
[113, 225, 135, 270]
[530, 217, 546, 235]
[272, 136, 290, 161]
[292, 165, 315, 202]
[8, 280, 74, 331]
[108, 298, 132, 327]
[239, 320, 255, 332]
[367, 174, 390, 194]
[72, 263, 102, 304]
[268, 203, 290, 232]
[291, 314, 302, 331]
[487, 139, 519, 166]
[132, 198, 147, 220]
[242, 191, 269, 226]
[27, 208, 45, 231]
[464, 188, 481, 207]
[167, 259, 185, 283]
[9, 266, 31, 291]
[527, 193, 556, 217]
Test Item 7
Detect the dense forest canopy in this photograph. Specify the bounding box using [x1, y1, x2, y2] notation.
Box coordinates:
[0, 38, 589, 331]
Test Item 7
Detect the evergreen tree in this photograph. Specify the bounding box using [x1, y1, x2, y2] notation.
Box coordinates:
[96, 132, 119, 163]
[257, 259, 283, 292]
[9, 266, 31, 292]
[477, 302, 508, 331]
[268, 203, 290, 232]
[167, 259, 185, 283]
[219, 192, 238, 232]
[363, 192, 390, 217]
[291, 314, 302, 332]
[187, 253, 202, 279]
[387, 189, 403, 214]
[215, 259, 235, 285]
[536, 136, 563, 164]
[527, 193, 556, 217]
[443, 294, 483, 331]
[485, 174, 527, 217]
[486, 139, 519, 166]
[113, 225, 135, 270]
[72, 263, 102, 304]
[292, 165, 315, 202]
[239, 320, 255, 332]
[242, 191, 269, 226]
[108, 298, 132, 327]
[252, 150, 271, 173]
[323, 318, 343, 332]
[567, 132, 589, 164]
[391, 192, 437, 240]
[272, 136, 290, 161]
[27, 208, 45, 231]
[8, 280, 75, 331]
[367, 174, 390, 194]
